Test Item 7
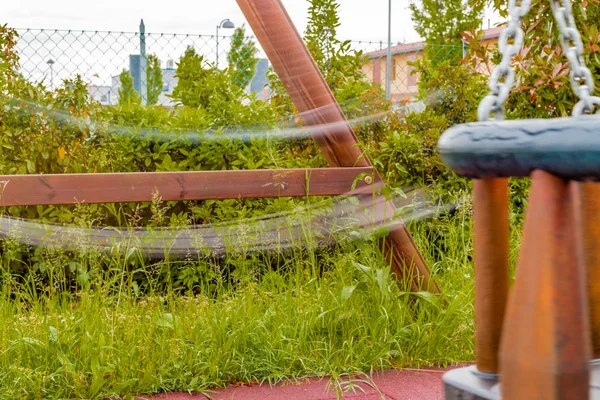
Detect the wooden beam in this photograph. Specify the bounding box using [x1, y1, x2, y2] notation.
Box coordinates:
[0, 168, 374, 206]
[500, 170, 591, 400]
[575, 182, 600, 358]
[473, 178, 509, 375]
[234, 0, 367, 168]
[237, 0, 437, 293]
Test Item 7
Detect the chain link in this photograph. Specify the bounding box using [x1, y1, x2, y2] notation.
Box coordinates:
[550, 0, 600, 115]
[478, 0, 532, 121]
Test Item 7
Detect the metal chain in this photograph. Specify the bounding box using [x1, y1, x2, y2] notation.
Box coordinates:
[550, 0, 600, 115]
[478, 0, 532, 121]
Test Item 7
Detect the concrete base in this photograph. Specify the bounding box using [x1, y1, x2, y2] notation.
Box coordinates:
[443, 362, 600, 399]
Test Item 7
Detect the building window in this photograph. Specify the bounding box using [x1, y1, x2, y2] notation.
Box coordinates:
[373, 59, 381, 84]
[391, 60, 397, 80]
[163, 84, 170, 92]
[100, 95, 108, 103]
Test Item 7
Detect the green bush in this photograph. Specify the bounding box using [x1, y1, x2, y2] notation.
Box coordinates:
[1, 77, 328, 223]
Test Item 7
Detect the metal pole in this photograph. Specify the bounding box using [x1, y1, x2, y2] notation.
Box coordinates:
[386, 0, 392, 101]
[216, 19, 235, 68]
[216, 26, 220, 68]
[47, 59, 55, 91]
[139, 19, 147, 106]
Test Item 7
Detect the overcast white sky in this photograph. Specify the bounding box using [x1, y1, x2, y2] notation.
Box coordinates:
[4, 0, 504, 43]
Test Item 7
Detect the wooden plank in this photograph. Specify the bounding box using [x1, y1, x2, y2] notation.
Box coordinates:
[500, 170, 591, 400]
[473, 178, 509, 375]
[237, 0, 437, 293]
[0, 167, 374, 206]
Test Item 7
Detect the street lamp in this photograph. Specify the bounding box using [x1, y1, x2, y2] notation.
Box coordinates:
[386, 0, 392, 101]
[47, 59, 55, 91]
[216, 18, 235, 68]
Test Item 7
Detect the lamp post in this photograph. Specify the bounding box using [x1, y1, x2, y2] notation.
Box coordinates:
[386, 0, 392, 101]
[216, 18, 235, 68]
[140, 19, 147, 105]
[47, 59, 55, 91]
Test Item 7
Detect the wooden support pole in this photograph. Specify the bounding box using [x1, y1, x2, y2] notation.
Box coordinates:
[500, 171, 591, 400]
[473, 178, 509, 375]
[576, 182, 600, 359]
[236, 0, 437, 292]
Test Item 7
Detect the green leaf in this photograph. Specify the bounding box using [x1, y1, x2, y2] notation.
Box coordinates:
[157, 313, 174, 329]
[26, 159, 35, 173]
[341, 285, 356, 301]
[48, 326, 58, 342]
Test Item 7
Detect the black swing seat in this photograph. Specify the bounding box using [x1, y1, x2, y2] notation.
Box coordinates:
[438, 115, 600, 181]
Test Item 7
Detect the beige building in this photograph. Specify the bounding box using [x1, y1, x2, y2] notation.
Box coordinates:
[362, 27, 504, 104]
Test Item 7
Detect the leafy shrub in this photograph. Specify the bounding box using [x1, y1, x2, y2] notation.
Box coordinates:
[171, 47, 242, 110]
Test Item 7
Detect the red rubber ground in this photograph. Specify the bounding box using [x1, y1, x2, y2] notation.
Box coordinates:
[133, 367, 459, 400]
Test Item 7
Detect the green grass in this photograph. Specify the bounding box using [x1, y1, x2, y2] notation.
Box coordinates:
[0, 199, 524, 399]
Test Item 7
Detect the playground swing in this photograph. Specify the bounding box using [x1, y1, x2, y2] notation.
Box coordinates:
[439, 0, 600, 398]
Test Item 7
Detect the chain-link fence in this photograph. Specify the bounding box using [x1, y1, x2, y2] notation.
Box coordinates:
[14, 23, 463, 107]
[15, 23, 270, 107]
[352, 41, 463, 104]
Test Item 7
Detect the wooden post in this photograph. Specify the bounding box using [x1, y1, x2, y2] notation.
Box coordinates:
[500, 171, 591, 399]
[473, 178, 509, 375]
[236, 0, 437, 292]
[576, 182, 600, 358]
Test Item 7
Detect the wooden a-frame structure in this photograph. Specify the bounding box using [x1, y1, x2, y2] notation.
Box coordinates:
[0, 0, 437, 292]
[236, 0, 435, 291]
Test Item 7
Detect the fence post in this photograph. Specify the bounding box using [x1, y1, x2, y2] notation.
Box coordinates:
[385, 0, 392, 101]
[139, 19, 147, 106]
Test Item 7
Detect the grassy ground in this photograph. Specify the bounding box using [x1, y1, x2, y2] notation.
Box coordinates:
[0, 197, 522, 399]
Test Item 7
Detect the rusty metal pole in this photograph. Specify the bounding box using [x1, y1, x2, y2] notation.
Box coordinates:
[500, 171, 591, 400]
[472, 178, 509, 375]
[236, 0, 437, 292]
[576, 182, 600, 358]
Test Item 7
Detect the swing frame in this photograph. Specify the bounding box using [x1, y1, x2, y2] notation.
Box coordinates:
[439, 0, 600, 397]
[0, 0, 438, 292]
[440, 116, 600, 399]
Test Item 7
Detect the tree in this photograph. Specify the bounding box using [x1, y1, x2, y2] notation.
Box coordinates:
[304, 0, 365, 90]
[146, 54, 163, 106]
[268, 0, 381, 116]
[469, 0, 600, 119]
[118, 69, 141, 107]
[170, 46, 244, 109]
[409, 0, 485, 65]
[0, 25, 20, 94]
[227, 25, 259, 88]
